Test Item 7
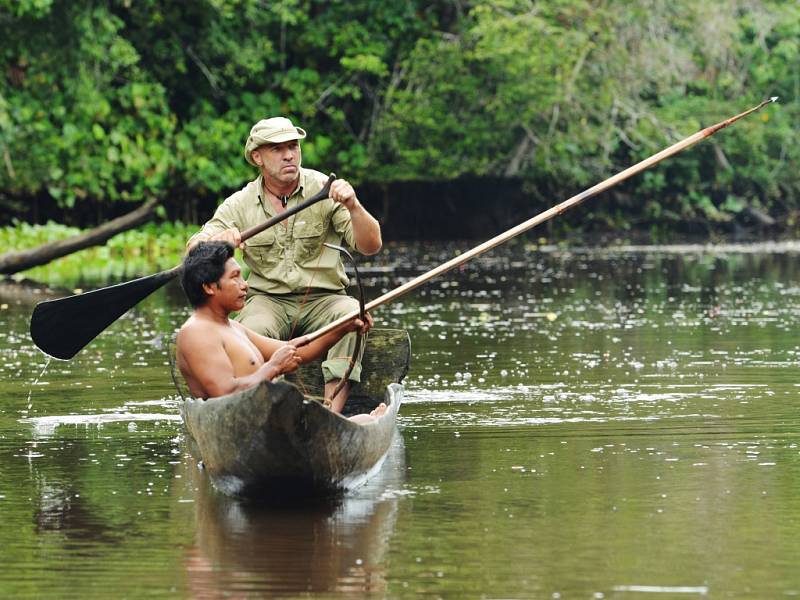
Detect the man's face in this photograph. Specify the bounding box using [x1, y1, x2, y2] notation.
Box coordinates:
[207, 257, 248, 312]
[252, 140, 302, 184]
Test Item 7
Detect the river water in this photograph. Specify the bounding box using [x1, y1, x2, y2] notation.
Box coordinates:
[2, 240, 800, 598]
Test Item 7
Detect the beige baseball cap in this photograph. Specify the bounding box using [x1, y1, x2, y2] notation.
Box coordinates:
[244, 116, 307, 165]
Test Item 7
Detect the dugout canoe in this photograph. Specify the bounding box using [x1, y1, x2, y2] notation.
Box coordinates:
[180, 328, 410, 499]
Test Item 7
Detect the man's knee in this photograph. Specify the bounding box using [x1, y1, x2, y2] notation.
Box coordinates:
[236, 296, 289, 338]
[325, 295, 360, 319]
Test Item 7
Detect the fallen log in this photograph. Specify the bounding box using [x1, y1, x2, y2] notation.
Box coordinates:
[0, 198, 159, 275]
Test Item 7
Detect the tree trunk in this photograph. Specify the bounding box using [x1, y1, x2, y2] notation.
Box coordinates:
[0, 198, 159, 275]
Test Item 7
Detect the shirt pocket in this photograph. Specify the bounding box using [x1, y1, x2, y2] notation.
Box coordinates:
[244, 229, 280, 269]
[293, 220, 324, 264]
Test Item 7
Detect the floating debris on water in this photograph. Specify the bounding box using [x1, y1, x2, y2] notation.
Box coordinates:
[613, 585, 708, 594]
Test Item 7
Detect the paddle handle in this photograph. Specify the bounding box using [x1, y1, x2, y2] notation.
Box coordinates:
[302, 98, 778, 343]
[239, 173, 336, 242]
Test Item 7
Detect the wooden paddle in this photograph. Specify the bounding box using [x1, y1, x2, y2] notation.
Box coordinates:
[303, 98, 778, 343]
[30, 174, 336, 360]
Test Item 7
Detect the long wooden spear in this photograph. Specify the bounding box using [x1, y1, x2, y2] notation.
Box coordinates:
[302, 97, 778, 343]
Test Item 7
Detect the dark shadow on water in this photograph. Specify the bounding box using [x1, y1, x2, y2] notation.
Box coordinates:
[33, 480, 119, 546]
[0, 278, 65, 306]
[184, 435, 407, 597]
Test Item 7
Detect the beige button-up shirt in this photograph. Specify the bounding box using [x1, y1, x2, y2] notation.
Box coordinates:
[189, 168, 356, 294]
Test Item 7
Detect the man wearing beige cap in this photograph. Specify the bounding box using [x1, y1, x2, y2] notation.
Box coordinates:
[187, 116, 382, 411]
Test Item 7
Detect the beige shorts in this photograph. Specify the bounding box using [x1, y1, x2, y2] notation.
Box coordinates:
[237, 291, 363, 383]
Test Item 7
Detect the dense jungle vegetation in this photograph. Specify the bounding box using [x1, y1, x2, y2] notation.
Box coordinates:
[1, 0, 798, 235]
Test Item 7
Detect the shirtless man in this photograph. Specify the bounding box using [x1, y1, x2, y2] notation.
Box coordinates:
[176, 241, 385, 422]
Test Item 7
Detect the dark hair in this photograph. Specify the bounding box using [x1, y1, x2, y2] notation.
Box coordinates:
[180, 241, 235, 307]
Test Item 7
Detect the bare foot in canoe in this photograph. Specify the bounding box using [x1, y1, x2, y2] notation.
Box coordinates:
[348, 403, 387, 425]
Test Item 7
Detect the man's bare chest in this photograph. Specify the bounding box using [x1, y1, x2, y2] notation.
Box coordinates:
[221, 328, 263, 376]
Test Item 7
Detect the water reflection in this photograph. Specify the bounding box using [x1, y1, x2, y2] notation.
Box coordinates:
[34, 479, 118, 545]
[0, 279, 62, 307]
[184, 435, 406, 598]
[24, 411, 182, 439]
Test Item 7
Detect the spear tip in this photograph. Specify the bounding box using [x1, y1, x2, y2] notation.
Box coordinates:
[770, 96, 779, 103]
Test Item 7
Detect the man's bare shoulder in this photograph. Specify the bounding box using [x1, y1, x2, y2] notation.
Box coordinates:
[228, 319, 247, 330]
[177, 315, 226, 349]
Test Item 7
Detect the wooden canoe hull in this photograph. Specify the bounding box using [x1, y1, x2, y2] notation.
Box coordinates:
[183, 382, 403, 498]
[180, 328, 409, 499]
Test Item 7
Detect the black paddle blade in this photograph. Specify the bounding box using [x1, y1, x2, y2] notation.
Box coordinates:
[30, 266, 182, 359]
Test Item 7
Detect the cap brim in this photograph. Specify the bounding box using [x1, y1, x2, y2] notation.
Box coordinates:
[245, 127, 307, 165]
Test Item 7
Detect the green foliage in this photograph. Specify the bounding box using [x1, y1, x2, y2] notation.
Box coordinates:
[1, 0, 799, 231]
[1, 3, 175, 207]
[0, 0, 431, 208]
[374, 0, 800, 223]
